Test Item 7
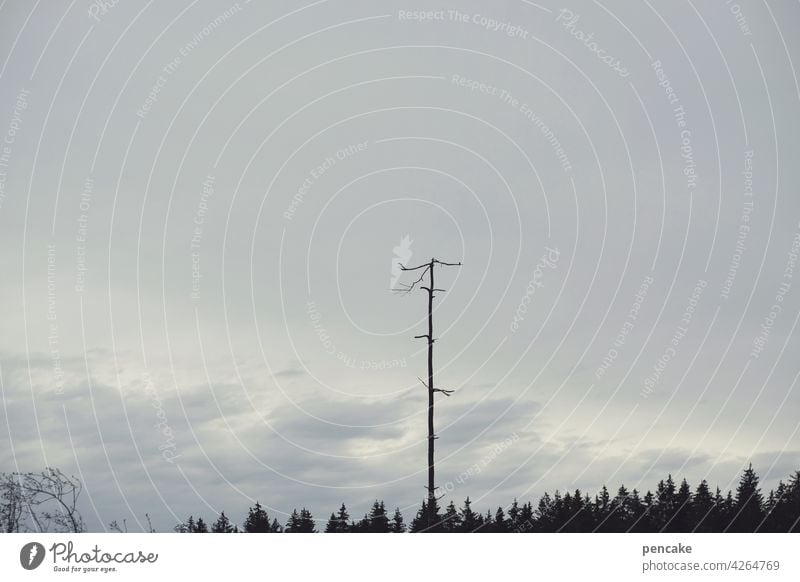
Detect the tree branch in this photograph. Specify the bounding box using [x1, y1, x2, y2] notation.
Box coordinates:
[394, 264, 430, 294]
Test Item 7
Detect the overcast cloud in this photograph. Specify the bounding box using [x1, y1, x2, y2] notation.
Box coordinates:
[1, 0, 799, 531]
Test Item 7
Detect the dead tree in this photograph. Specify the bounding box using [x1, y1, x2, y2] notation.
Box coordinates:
[396, 257, 461, 522]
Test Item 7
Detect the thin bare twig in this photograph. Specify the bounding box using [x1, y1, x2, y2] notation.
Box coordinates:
[393, 265, 430, 294]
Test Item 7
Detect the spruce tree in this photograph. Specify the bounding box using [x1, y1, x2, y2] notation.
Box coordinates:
[459, 497, 480, 532]
[666, 479, 691, 532]
[508, 499, 521, 532]
[517, 501, 534, 532]
[441, 501, 461, 532]
[556, 491, 572, 531]
[479, 509, 494, 533]
[389, 507, 406, 533]
[706, 487, 725, 532]
[366, 501, 390, 533]
[719, 490, 735, 531]
[243, 502, 271, 533]
[410, 500, 428, 532]
[351, 513, 368, 533]
[632, 490, 655, 533]
[766, 472, 800, 532]
[493, 507, 509, 533]
[299, 508, 316, 532]
[212, 511, 237, 533]
[690, 480, 714, 532]
[595, 485, 611, 526]
[325, 503, 350, 533]
[535, 492, 555, 532]
[627, 489, 646, 533]
[763, 488, 778, 532]
[577, 491, 595, 532]
[654, 475, 677, 531]
[786, 471, 800, 532]
[605, 485, 630, 532]
[285, 509, 300, 532]
[729, 464, 764, 532]
[325, 513, 339, 533]
[410, 497, 442, 532]
[174, 516, 198, 533]
[286, 508, 315, 532]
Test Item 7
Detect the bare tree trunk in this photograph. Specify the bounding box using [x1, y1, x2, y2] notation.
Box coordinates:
[396, 257, 460, 528]
[426, 259, 435, 504]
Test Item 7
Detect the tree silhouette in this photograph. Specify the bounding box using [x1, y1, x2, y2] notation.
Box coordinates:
[212, 511, 237, 533]
[459, 497, 481, 532]
[395, 258, 461, 509]
[367, 501, 390, 532]
[410, 497, 444, 532]
[769, 471, 800, 532]
[507, 499, 521, 531]
[173, 516, 194, 533]
[721, 490, 735, 529]
[479, 509, 494, 533]
[325, 503, 350, 533]
[789, 471, 800, 532]
[243, 501, 273, 533]
[535, 491, 555, 532]
[0, 468, 84, 532]
[626, 489, 647, 532]
[763, 472, 800, 532]
[441, 501, 461, 532]
[729, 464, 764, 532]
[634, 490, 655, 532]
[690, 480, 715, 532]
[389, 507, 406, 533]
[175, 515, 209, 533]
[665, 478, 691, 532]
[286, 508, 316, 533]
[353, 501, 390, 533]
[654, 475, 677, 530]
[493, 506, 509, 533]
[602, 485, 630, 532]
[11, 464, 800, 534]
[286, 509, 300, 532]
[516, 501, 535, 532]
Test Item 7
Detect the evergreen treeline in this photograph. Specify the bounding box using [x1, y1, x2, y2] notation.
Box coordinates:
[174, 465, 800, 533]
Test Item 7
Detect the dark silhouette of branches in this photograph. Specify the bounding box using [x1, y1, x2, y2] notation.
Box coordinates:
[1, 468, 84, 533]
[392, 263, 430, 294]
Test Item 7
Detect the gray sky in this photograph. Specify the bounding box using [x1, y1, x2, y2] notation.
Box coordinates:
[1, 0, 799, 532]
